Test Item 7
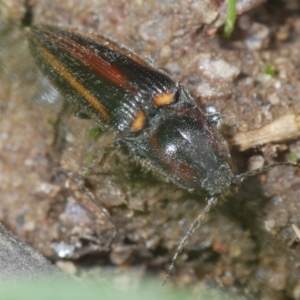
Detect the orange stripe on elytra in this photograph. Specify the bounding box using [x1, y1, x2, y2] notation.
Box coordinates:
[50, 31, 137, 94]
[35, 40, 110, 121]
[75, 30, 151, 69]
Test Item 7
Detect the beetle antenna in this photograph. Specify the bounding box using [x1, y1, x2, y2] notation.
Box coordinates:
[232, 162, 300, 186]
[163, 196, 218, 286]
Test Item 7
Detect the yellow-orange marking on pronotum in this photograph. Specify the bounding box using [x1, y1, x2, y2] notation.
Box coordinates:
[153, 92, 174, 107]
[36, 40, 110, 121]
[131, 110, 146, 132]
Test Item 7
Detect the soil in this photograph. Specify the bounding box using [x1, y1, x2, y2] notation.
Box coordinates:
[1, 0, 300, 299]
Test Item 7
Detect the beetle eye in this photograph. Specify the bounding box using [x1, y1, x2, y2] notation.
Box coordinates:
[207, 112, 221, 128]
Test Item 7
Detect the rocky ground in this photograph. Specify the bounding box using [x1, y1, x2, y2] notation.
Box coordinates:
[1, 0, 300, 299]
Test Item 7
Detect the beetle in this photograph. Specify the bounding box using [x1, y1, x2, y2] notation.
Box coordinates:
[27, 25, 300, 282]
[28, 25, 234, 194]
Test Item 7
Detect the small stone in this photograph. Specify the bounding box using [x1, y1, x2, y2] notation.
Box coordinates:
[248, 155, 265, 171]
[56, 260, 77, 275]
[198, 56, 240, 82]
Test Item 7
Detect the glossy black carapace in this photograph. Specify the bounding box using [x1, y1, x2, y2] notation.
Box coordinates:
[27, 25, 300, 282]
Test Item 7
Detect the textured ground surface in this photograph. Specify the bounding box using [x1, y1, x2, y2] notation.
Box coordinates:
[1, 1, 300, 299]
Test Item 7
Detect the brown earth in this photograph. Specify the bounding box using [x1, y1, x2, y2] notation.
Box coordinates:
[1, 0, 300, 299]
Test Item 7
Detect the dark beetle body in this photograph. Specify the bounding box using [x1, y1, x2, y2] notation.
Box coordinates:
[28, 26, 234, 195]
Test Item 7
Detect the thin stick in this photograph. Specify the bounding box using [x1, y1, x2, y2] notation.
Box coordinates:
[54, 168, 118, 249]
[163, 196, 217, 286]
